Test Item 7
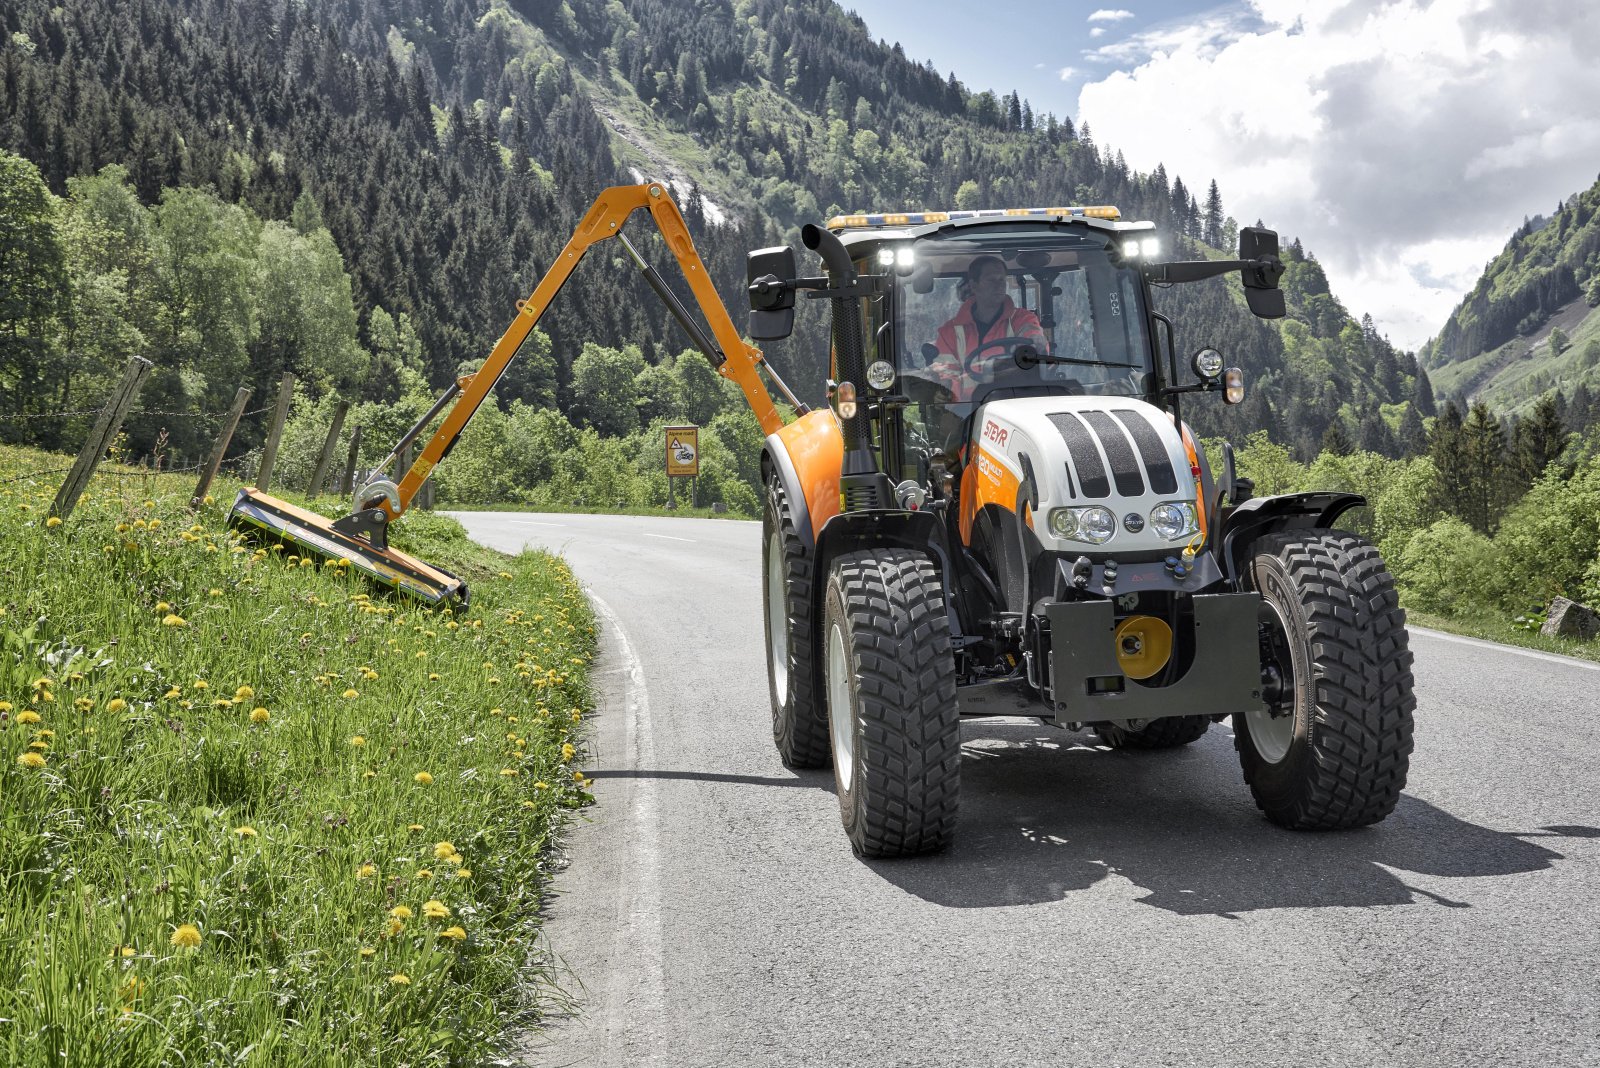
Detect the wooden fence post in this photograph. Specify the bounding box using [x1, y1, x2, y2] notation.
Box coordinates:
[340, 425, 363, 497]
[254, 372, 295, 491]
[306, 398, 349, 497]
[190, 385, 252, 510]
[50, 355, 153, 522]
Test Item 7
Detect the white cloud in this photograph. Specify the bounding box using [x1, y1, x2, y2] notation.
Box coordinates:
[1088, 9, 1136, 22]
[1058, 66, 1079, 81]
[1090, 27, 1106, 38]
[1076, 0, 1600, 350]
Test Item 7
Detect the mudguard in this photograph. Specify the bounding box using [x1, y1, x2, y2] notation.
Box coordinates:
[762, 408, 843, 550]
[1216, 491, 1366, 584]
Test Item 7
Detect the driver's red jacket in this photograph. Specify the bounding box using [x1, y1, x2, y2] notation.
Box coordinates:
[930, 296, 1047, 400]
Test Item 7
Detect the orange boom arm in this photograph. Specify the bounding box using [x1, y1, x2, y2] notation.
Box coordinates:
[381, 181, 785, 519]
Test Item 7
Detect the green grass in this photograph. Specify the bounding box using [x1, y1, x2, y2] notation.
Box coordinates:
[452, 499, 755, 520]
[0, 445, 596, 1066]
[1405, 607, 1600, 664]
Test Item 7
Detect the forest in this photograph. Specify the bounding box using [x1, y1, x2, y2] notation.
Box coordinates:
[3, 0, 1600, 627]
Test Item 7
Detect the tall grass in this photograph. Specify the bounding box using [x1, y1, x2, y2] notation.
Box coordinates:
[0, 445, 596, 1066]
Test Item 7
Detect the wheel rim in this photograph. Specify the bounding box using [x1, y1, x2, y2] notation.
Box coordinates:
[765, 530, 788, 697]
[1246, 598, 1297, 764]
[826, 620, 854, 793]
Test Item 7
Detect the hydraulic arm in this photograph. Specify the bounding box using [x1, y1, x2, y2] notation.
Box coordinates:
[228, 181, 795, 605]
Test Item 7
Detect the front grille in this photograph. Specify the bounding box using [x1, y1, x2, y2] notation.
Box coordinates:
[1049, 408, 1177, 501]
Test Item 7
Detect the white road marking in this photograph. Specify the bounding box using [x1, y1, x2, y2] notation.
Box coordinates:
[640, 532, 694, 542]
[587, 593, 666, 1062]
[1410, 625, 1600, 672]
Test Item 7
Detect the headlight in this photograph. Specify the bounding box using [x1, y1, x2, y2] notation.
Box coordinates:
[1049, 506, 1115, 544]
[1149, 501, 1198, 540]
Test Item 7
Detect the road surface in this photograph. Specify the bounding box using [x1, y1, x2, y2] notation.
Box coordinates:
[450, 511, 1600, 1068]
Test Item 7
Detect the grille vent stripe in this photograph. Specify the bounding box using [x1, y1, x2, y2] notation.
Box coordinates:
[1081, 411, 1145, 496]
[1110, 409, 1178, 494]
[1047, 413, 1109, 498]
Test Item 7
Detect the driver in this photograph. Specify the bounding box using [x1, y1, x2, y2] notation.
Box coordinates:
[928, 255, 1048, 400]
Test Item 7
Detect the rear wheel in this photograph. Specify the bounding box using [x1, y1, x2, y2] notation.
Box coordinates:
[1236, 531, 1415, 829]
[1094, 716, 1211, 749]
[763, 474, 828, 768]
[823, 549, 960, 857]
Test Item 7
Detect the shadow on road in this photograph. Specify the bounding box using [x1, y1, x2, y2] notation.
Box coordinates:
[869, 722, 1592, 915]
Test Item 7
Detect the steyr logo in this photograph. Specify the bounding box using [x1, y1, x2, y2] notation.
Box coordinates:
[1123, 512, 1145, 533]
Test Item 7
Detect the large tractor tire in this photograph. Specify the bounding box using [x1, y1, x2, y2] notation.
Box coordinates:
[1237, 531, 1414, 830]
[1094, 716, 1211, 749]
[822, 549, 961, 857]
[763, 474, 829, 768]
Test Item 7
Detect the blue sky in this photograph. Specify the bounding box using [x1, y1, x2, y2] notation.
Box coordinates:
[844, 1, 1600, 350]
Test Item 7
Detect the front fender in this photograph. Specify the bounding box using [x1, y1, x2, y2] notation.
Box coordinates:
[1217, 491, 1366, 584]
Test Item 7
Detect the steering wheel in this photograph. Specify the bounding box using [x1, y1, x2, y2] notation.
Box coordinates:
[965, 337, 1042, 376]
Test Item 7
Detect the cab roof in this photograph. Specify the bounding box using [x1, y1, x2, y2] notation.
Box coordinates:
[826, 207, 1156, 249]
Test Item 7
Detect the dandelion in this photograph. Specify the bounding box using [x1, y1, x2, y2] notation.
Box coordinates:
[349, 736, 366, 747]
[234, 826, 257, 838]
[120, 976, 147, 1002]
[45, 516, 61, 528]
[454, 868, 471, 879]
[148, 519, 162, 531]
[571, 711, 582, 723]
[28, 741, 48, 751]
[342, 689, 359, 699]
[535, 781, 549, 790]
[500, 768, 519, 777]
[416, 869, 433, 879]
[521, 800, 536, 810]
[0, 701, 10, 713]
[203, 495, 214, 505]
[490, 708, 504, 717]
[113, 945, 136, 958]
[357, 863, 377, 880]
[385, 919, 405, 937]
[359, 947, 375, 959]
[438, 926, 467, 942]
[211, 699, 232, 709]
[208, 588, 222, 596]
[106, 698, 127, 714]
[433, 841, 455, 860]
[117, 523, 131, 534]
[170, 924, 202, 949]
[235, 685, 254, 700]
[162, 614, 186, 627]
[250, 707, 270, 724]
[34, 729, 53, 739]
[389, 973, 410, 985]
[407, 824, 424, 832]
[17, 710, 41, 725]
[17, 752, 46, 769]
[428, 673, 440, 681]
[444, 853, 463, 867]
[413, 772, 433, 786]
[389, 906, 413, 920]
[193, 681, 208, 690]
[573, 770, 587, 783]
[422, 900, 450, 919]
[164, 688, 182, 700]
[561, 743, 575, 762]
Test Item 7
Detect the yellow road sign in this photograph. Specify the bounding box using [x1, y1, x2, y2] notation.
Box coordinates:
[665, 426, 699, 477]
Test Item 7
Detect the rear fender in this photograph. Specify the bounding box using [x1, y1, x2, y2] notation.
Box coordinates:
[1217, 491, 1366, 585]
[762, 409, 843, 551]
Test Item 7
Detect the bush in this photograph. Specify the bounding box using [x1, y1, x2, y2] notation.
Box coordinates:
[1393, 516, 1503, 614]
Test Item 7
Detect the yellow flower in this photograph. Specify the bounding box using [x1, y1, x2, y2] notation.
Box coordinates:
[454, 868, 471, 879]
[349, 736, 366, 747]
[203, 495, 214, 505]
[389, 973, 410, 985]
[534, 781, 549, 790]
[573, 770, 587, 783]
[0, 701, 10, 713]
[120, 976, 146, 1002]
[385, 919, 405, 937]
[148, 519, 161, 531]
[571, 710, 582, 723]
[234, 826, 257, 838]
[208, 588, 222, 596]
[117, 523, 131, 534]
[342, 689, 359, 699]
[211, 699, 232, 709]
[388, 906, 413, 920]
[235, 685, 254, 700]
[413, 772, 433, 786]
[357, 863, 377, 880]
[192, 680, 208, 690]
[16, 752, 46, 769]
[521, 800, 536, 809]
[416, 869, 433, 879]
[33, 729, 53, 739]
[113, 945, 136, 958]
[27, 740, 48, 751]
[561, 743, 575, 762]
[433, 841, 455, 859]
[162, 614, 186, 627]
[421, 899, 450, 919]
[250, 707, 270, 724]
[45, 516, 61, 528]
[106, 698, 127, 714]
[170, 924, 202, 949]
[359, 947, 375, 959]
[164, 688, 182, 700]
[428, 673, 440, 681]
[407, 824, 423, 832]
[500, 768, 519, 777]
[438, 926, 467, 942]
[17, 710, 41, 725]
[444, 853, 463, 867]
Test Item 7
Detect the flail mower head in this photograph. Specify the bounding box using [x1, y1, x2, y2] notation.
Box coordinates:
[228, 487, 468, 608]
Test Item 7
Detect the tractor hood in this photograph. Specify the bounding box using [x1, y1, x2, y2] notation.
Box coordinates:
[963, 395, 1204, 557]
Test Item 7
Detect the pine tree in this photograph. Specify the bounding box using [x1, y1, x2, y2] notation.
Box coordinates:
[1458, 401, 1507, 532]
[1202, 179, 1223, 247]
[1397, 403, 1426, 456]
[1321, 420, 1352, 456]
[1415, 366, 1437, 416]
[1510, 395, 1567, 485]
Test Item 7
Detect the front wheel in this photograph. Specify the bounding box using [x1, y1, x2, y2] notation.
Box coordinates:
[823, 549, 961, 857]
[763, 474, 828, 768]
[1236, 531, 1415, 829]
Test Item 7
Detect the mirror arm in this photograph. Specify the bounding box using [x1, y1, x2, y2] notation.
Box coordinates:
[1143, 257, 1282, 285]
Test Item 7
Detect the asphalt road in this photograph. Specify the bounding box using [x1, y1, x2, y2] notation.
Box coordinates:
[450, 511, 1600, 1068]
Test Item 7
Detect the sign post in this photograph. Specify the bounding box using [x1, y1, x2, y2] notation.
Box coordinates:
[665, 425, 700, 510]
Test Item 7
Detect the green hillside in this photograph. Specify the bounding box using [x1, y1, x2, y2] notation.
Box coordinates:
[1421, 175, 1600, 419]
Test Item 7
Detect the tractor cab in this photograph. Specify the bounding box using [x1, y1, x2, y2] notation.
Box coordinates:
[825, 209, 1164, 482]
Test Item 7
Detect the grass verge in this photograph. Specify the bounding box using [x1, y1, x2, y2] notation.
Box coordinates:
[0, 445, 596, 1066]
[1405, 607, 1600, 664]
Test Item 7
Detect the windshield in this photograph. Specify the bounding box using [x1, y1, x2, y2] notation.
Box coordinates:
[893, 233, 1153, 467]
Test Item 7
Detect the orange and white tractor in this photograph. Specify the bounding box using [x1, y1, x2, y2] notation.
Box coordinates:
[232, 184, 1416, 859]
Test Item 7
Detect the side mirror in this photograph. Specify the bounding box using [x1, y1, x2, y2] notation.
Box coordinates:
[747, 245, 796, 340]
[1238, 227, 1286, 319]
[908, 260, 935, 294]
